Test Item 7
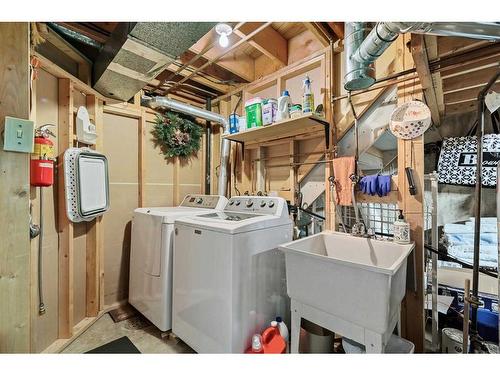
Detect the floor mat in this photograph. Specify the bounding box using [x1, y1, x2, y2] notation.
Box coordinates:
[86, 336, 141, 354]
[108, 304, 138, 323]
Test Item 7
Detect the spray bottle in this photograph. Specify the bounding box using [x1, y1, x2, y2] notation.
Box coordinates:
[302, 75, 314, 114]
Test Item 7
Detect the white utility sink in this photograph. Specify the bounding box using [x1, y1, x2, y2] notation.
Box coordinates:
[279, 231, 414, 353]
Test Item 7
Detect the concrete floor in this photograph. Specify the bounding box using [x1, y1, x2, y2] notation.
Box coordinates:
[62, 313, 195, 354]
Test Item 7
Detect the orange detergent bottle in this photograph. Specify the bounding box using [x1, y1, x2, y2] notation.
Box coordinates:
[261, 321, 286, 354]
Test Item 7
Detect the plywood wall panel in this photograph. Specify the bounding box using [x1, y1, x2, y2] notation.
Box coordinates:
[144, 121, 174, 184]
[104, 113, 139, 182]
[102, 184, 137, 305]
[284, 65, 322, 108]
[143, 185, 174, 207]
[178, 154, 202, 186]
[102, 113, 139, 306]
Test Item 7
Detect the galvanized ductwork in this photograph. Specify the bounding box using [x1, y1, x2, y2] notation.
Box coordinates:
[344, 23, 377, 92]
[345, 22, 500, 91]
[94, 22, 215, 101]
[142, 95, 230, 197]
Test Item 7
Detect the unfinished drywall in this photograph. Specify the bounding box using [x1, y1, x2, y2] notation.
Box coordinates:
[30, 69, 60, 353]
[102, 112, 139, 306]
[143, 119, 175, 207]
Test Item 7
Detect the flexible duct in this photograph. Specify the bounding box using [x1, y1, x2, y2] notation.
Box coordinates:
[345, 22, 500, 90]
[142, 95, 230, 197]
[46, 22, 103, 49]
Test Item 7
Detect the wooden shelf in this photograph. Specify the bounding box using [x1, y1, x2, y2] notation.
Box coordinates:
[222, 113, 330, 146]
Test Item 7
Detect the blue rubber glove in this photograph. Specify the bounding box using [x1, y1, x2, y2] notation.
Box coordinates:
[359, 175, 378, 195]
[377, 175, 392, 197]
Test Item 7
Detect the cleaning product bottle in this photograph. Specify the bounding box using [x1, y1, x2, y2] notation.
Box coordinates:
[245, 334, 264, 354]
[261, 321, 286, 354]
[276, 90, 291, 121]
[276, 316, 289, 351]
[302, 75, 314, 114]
[393, 210, 410, 244]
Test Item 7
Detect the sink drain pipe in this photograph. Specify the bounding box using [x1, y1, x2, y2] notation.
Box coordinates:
[142, 95, 230, 196]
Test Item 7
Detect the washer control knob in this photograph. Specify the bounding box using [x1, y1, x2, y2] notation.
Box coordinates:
[268, 200, 275, 208]
[246, 199, 254, 208]
[196, 197, 203, 204]
[235, 200, 241, 206]
[228, 200, 234, 206]
[260, 200, 266, 207]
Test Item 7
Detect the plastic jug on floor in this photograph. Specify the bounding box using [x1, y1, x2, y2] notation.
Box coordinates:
[262, 321, 286, 354]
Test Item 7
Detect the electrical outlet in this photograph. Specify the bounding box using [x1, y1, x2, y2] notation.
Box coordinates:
[3, 116, 35, 153]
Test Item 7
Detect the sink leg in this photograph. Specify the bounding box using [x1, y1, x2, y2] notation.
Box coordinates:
[290, 302, 301, 354]
[364, 329, 384, 353]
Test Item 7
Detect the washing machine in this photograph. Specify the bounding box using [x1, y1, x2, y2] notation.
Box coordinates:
[172, 196, 292, 353]
[129, 194, 228, 331]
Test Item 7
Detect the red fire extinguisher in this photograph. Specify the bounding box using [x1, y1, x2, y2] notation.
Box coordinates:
[31, 124, 56, 187]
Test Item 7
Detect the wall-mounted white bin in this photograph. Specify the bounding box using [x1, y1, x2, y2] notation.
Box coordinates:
[76, 106, 97, 145]
[64, 147, 109, 223]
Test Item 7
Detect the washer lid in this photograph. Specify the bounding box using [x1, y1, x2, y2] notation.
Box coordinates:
[175, 213, 291, 234]
[133, 206, 221, 224]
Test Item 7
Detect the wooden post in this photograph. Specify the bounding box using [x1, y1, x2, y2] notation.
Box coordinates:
[84, 94, 102, 318]
[396, 34, 425, 353]
[138, 110, 146, 207]
[57, 78, 74, 338]
[0, 22, 31, 353]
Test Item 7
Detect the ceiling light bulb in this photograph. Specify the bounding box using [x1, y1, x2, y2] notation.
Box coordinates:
[215, 23, 232, 48]
[219, 33, 229, 48]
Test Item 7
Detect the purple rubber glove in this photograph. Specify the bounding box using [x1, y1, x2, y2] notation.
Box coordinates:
[377, 175, 392, 197]
[359, 175, 378, 195]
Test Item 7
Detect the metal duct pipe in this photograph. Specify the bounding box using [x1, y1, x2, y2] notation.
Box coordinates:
[46, 22, 103, 49]
[345, 22, 500, 90]
[142, 95, 230, 197]
[344, 22, 376, 91]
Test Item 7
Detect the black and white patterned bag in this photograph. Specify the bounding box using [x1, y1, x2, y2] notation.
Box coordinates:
[437, 135, 500, 187]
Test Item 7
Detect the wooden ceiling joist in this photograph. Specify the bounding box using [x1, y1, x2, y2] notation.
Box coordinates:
[304, 22, 334, 47]
[189, 28, 256, 83]
[178, 50, 248, 84]
[234, 22, 288, 67]
[327, 22, 344, 40]
[411, 35, 442, 125]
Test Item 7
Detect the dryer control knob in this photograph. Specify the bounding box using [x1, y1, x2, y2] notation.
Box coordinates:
[268, 200, 275, 208]
[228, 200, 234, 206]
[246, 199, 254, 208]
[196, 197, 203, 204]
[260, 200, 266, 208]
[235, 200, 241, 206]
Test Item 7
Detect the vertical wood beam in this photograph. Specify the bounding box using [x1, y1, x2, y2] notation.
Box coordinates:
[396, 34, 425, 353]
[84, 94, 102, 318]
[57, 78, 74, 338]
[411, 35, 441, 126]
[138, 110, 146, 207]
[0, 22, 31, 353]
[173, 157, 180, 205]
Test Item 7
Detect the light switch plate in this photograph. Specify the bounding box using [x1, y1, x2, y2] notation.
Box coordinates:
[3, 116, 35, 153]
